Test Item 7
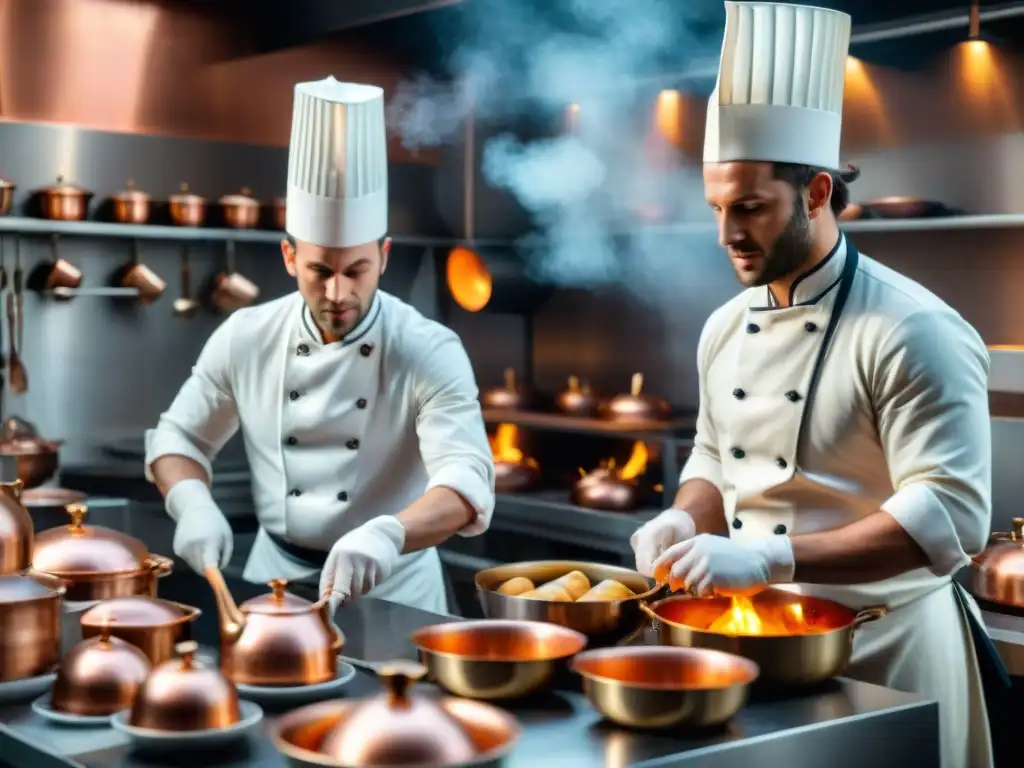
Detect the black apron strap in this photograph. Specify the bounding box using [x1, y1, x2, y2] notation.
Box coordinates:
[266, 530, 330, 569]
[952, 581, 1012, 691]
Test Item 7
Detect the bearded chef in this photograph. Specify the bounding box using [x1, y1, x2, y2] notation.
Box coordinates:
[144, 77, 495, 614]
[631, 4, 1003, 768]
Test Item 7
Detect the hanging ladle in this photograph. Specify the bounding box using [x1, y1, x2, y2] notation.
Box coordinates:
[173, 246, 199, 318]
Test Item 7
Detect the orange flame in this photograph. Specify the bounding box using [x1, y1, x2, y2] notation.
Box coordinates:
[489, 423, 538, 468]
[708, 596, 808, 636]
[579, 440, 649, 480]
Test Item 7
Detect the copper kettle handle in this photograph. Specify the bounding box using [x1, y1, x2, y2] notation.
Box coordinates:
[315, 589, 346, 653]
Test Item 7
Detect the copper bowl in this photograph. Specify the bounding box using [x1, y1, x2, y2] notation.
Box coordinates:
[571, 468, 641, 512]
[52, 619, 152, 716]
[411, 619, 588, 700]
[571, 645, 758, 729]
[37, 176, 93, 221]
[555, 375, 600, 417]
[475, 561, 658, 647]
[0, 571, 65, 682]
[112, 179, 151, 224]
[169, 183, 206, 228]
[0, 178, 16, 215]
[271, 661, 519, 768]
[31, 503, 174, 601]
[640, 589, 887, 687]
[220, 188, 260, 229]
[80, 596, 202, 665]
[130, 641, 241, 731]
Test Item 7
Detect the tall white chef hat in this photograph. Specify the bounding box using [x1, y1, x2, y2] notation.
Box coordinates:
[286, 77, 388, 248]
[704, 2, 852, 170]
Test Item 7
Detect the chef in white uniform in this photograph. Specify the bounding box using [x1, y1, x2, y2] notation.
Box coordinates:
[631, 4, 997, 767]
[145, 77, 495, 615]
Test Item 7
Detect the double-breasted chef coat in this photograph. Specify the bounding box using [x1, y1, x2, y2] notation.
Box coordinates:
[145, 290, 496, 615]
[681, 235, 995, 768]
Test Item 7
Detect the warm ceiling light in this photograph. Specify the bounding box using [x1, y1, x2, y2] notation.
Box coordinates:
[446, 246, 492, 312]
[654, 89, 683, 143]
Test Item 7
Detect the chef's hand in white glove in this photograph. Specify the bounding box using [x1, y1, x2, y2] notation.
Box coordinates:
[652, 534, 795, 598]
[631, 508, 697, 579]
[320, 516, 406, 606]
[166, 478, 234, 575]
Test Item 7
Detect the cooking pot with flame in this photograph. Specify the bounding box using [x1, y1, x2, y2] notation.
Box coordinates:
[641, 589, 886, 687]
[489, 423, 540, 493]
[572, 440, 650, 512]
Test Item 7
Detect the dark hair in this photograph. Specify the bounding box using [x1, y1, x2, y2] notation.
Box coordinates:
[772, 162, 860, 218]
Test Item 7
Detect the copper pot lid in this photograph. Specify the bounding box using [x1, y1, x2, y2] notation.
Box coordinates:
[39, 175, 92, 197]
[600, 372, 671, 419]
[169, 182, 205, 204]
[219, 187, 258, 207]
[0, 417, 60, 454]
[319, 660, 477, 764]
[0, 572, 65, 603]
[55, 619, 152, 695]
[113, 179, 150, 202]
[32, 503, 150, 575]
[241, 578, 315, 616]
[81, 595, 191, 628]
[22, 487, 85, 508]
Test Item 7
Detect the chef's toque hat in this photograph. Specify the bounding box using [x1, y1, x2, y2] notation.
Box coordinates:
[703, 2, 852, 170]
[286, 77, 388, 248]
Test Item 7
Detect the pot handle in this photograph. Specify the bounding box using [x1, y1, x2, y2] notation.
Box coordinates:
[851, 606, 887, 629]
[146, 554, 175, 578]
[23, 569, 68, 596]
[638, 600, 661, 630]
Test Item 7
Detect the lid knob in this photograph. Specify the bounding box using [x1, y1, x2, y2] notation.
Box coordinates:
[1013, 518, 1023, 540]
[65, 502, 87, 531]
[99, 615, 116, 647]
[268, 578, 288, 602]
[378, 660, 426, 705]
[176, 640, 198, 670]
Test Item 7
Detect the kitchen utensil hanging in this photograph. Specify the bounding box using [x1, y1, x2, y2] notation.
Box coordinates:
[210, 241, 258, 313]
[173, 246, 199, 318]
[116, 240, 165, 306]
[0, 179, 16, 216]
[8, 241, 26, 395]
[27, 235, 82, 300]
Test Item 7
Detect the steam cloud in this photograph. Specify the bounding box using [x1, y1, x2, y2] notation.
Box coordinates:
[386, 0, 726, 301]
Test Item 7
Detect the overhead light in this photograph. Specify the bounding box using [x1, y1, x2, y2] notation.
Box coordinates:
[969, 0, 981, 39]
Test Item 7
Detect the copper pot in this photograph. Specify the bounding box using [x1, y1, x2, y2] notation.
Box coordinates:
[571, 645, 759, 729]
[21, 487, 86, 533]
[272, 661, 519, 767]
[597, 372, 672, 423]
[129, 640, 241, 731]
[482, 368, 533, 411]
[267, 197, 286, 230]
[0, 417, 62, 489]
[51, 618, 152, 716]
[220, 188, 260, 229]
[37, 176, 93, 221]
[640, 589, 887, 687]
[0, 479, 31, 575]
[112, 179, 151, 224]
[206, 567, 344, 686]
[555, 375, 600, 417]
[971, 517, 1024, 608]
[31, 503, 174, 601]
[411, 619, 588, 700]
[571, 467, 641, 512]
[168, 183, 206, 227]
[0, 178, 16, 215]
[494, 460, 540, 494]
[80, 596, 202, 665]
[0, 571, 65, 681]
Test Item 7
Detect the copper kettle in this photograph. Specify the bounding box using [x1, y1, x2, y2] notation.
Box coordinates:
[206, 567, 344, 686]
[555, 375, 601, 417]
[0, 479, 31, 575]
[597, 372, 672, 423]
[481, 368, 533, 411]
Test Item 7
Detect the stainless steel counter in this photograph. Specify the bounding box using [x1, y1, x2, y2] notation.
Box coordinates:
[0, 570, 939, 768]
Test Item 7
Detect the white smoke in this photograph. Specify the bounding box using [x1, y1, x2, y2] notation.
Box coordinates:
[386, 0, 726, 302]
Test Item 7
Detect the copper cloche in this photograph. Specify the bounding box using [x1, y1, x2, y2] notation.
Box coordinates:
[130, 640, 241, 731]
[481, 368, 534, 411]
[971, 517, 1024, 608]
[597, 372, 671, 423]
[0, 479, 31, 575]
[555, 375, 601, 417]
[207, 567, 344, 686]
[52, 618, 152, 716]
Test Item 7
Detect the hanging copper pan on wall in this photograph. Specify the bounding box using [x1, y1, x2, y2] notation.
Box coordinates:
[0, 178, 16, 216]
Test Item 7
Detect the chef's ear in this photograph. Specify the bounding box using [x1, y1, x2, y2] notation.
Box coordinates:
[380, 237, 391, 275]
[806, 172, 833, 220]
[281, 238, 297, 277]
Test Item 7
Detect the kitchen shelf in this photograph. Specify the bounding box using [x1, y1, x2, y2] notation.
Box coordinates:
[482, 408, 697, 442]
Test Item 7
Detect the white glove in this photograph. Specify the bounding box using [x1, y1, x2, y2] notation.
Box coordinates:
[167, 478, 234, 574]
[631, 508, 697, 578]
[320, 516, 405, 606]
[653, 533, 795, 597]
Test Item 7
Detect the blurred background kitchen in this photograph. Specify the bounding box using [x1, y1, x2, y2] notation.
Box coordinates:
[2, 0, 1023, 623]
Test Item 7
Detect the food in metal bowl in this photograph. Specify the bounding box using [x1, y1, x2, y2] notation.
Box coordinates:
[577, 579, 636, 602]
[499, 571, 636, 604]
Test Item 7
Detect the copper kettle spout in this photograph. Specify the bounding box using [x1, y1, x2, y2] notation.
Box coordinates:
[205, 565, 246, 644]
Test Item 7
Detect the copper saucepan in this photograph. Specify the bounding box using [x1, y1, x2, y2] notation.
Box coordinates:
[475, 560, 661, 647]
[0, 570, 66, 682]
[220, 188, 260, 229]
[571, 645, 759, 729]
[112, 179, 151, 224]
[641, 588, 887, 687]
[410, 619, 588, 700]
[168, 183, 206, 227]
[37, 176, 93, 221]
[80, 596, 202, 665]
[0, 416, 62, 489]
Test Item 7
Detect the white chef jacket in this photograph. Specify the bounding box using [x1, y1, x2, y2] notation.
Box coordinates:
[682, 236, 992, 768]
[144, 290, 495, 614]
